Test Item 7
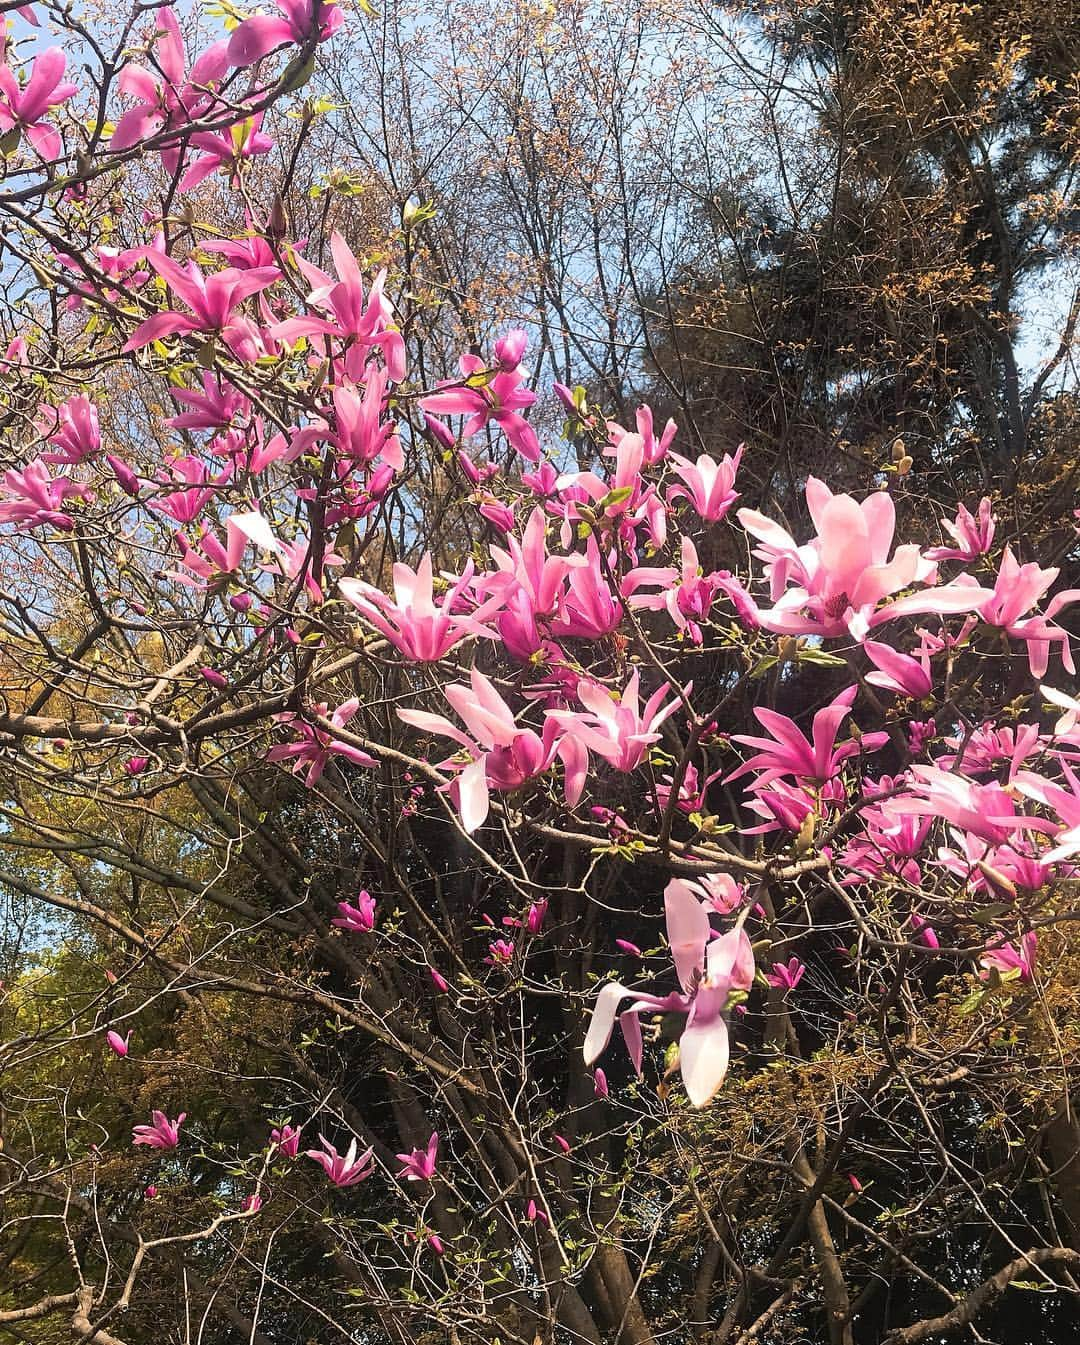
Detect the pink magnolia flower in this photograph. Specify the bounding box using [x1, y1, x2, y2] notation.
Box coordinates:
[241, 1193, 263, 1213]
[1014, 761, 1080, 863]
[422, 347, 540, 462]
[485, 938, 515, 966]
[144, 1185, 158, 1199]
[626, 537, 726, 645]
[398, 666, 586, 831]
[0, 458, 90, 530]
[133, 1110, 185, 1149]
[122, 252, 280, 361]
[272, 231, 404, 381]
[606, 403, 676, 466]
[340, 555, 502, 663]
[666, 446, 743, 522]
[739, 479, 984, 638]
[863, 640, 933, 698]
[888, 765, 1051, 848]
[979, 931, 1037, 983]
[111, 8, 229, 158]
[270, 1124, 302, 1157]
[549, 537, 623, 639]
[655, 761, 724, 817]
[40, 395, 99, 466]
[976, 547, 1080, 678]
[764, 957, 805, 991]
[267, 699, 377, 787]
[428, 966, 450, 993]
[396, 1132, 439, 1181]
[179, 110, 275, 192]
[331, 367, 403, 471]
[593, 1067, 609, 1098]
[525, 1199, 549, 1226]
[428, 1234, 445, 1256]
[553, 1133, 572, 1153]
[547, 670, 684, 776]
[106, 1029, 131, 1057]
[332, 890, 377, 933]
[525, 899, 547, 935]
[584, 879, 755, 1106]
[728, 686, 887, 789]
[616, 938, 642, 956]
[168, 372, 250, 432]
[494, 329, 527, 371]
[0, 47, 78, 161]
[124, 757, 149, 776]
[909, 913, 939, 951]
[171, 509, 281, 587]
[925, 497, 995, 562]
[305, 1134, 375, 1187]
[228, 0, 344, 67]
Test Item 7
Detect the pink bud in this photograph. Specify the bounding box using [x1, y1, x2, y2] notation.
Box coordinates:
[593, 1068, 609, 1098]
[427, 1234, 445, 1256]
[428, 966, 450, 993]
[200, 667, 229, 690]
[105, 969, 118, 985]
[106, 453, 139, 495]
[615, 939, 641, 957]
[494, 329, 527, 371]
[241, 1193, 263, 1213]
[424, 413, 456, 451]
[144, 1185, 158, 1199]
[848, 1174, 862, 1193]
[553, 1134, 571, 1153]
[230, 593, 253, 612]
[124, 756, 149, 776]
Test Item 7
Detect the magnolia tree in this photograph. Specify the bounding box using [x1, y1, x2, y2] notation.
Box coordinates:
[2, 4, 1080, 1344]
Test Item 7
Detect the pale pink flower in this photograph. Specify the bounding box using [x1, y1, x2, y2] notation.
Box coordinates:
[305, 1135, 374, 1187]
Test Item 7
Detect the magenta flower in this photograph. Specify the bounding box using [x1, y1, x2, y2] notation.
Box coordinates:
[926, 497, 996, 562]
[0, 47, 78, 161]
[341, 555, 502, 664]
[863, 640, 933, 698]
[739, 478, 985, 638]
[975, 547, 1080, 678]
[616, 939, 642, 957]
[305, 1134, 374, 1187]
[122, 252, 280, 360]
[428, 966, 450, 993]
[144, 1185, 158, 1199]
[106, 1029, 131, 1057]
[111, 8, 229, 157]
[485, 938, 515, 966]
[396, 1132, 439, 1181]
[270, 1124, 302, 1157]
[666, 446, 743, 522]
[422, 347, 540, 462]
[267, 699, 376, 788]
[133, 1110, 186, 1149]
[428, 1234, 445, 1256]
[228, 0, 344, 68]
[553, 1133, 572, 1153]
[399, 666, 585, 831]
[547, 669, 684, 777]
[764, 957, 805, 992]
[909, 914, 939, 951]
[525, 1199, 550, 1226]
[593, 1068, 609, 1098]
[0, 458, 90, 530]
[40, 395, 99, 466]
[728, 685, 887, 790]
[584, 879, 755, 1106]
[241, 1193, 263, 1214]
[979, 931, 1037, 983]
[331, 891, 377, 933]
[606, 403, 676, 466]
[273, 231, 403, 381]
[526, 899, 548, 935]
[179, 111, 275, 192]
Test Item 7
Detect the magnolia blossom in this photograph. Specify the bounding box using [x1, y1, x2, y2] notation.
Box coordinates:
[341, 555, 502, 663]
[305, 1134, 375, 1187]
[728, 685, 887, 789]
[584, 880, 754, 1106]
[738, 479, 985, 638]
[925, 498, 995, 562]
[332, 891, 377, 933]
[133, 1110, 185, 1149]
[396, 1132, 439, 1181]
[765, 958, 805, 991]
[270, 1124, 302, 1157]
[548, 670, 684, 776]
[267, 700, 376, 787]
[979, 932, 1037, 983]
[106, 1029, 132, 1057]
[666, 446, 743, 522]
[0, 47, 78, 161]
